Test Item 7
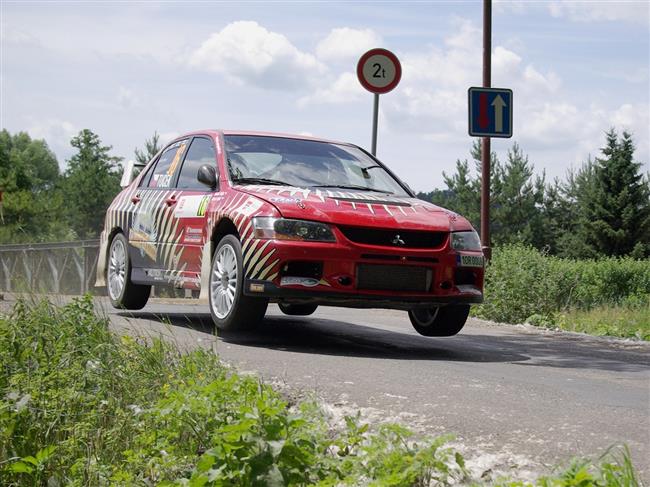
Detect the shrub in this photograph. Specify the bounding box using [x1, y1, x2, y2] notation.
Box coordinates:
[0, 298, 642, 485]
[474, 244, 650, 328]
[0, 297, 465, 486]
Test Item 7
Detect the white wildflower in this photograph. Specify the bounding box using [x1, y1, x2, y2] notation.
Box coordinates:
[127, 404, 143, 415]
[15, 394, 31, 412]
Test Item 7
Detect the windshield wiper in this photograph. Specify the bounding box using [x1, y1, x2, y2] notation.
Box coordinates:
[231, 177, 292, 186]
[311, 184, 393, 194]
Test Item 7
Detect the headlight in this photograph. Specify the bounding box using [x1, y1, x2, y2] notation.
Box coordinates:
[451, 231, 482, 251]
[252, 217, 336, 242]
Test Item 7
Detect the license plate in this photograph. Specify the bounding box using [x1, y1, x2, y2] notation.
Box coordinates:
[458, 254, 484, 268]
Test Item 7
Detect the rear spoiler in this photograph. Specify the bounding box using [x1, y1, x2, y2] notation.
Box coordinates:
[120, 160, 147, 188]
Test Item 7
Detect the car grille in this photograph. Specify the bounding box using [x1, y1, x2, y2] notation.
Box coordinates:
[357, 264, 432, 292]
[338, 226, 447, 249]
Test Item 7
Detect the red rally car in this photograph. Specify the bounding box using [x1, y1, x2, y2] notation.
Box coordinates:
[96, 130, 484, 336]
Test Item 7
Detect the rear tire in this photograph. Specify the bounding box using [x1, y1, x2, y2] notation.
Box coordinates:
[107, 233, 151, 310]
[408, 305, 470, 337]
[278, 303, 318, 316]
[208, 235, 268, 331]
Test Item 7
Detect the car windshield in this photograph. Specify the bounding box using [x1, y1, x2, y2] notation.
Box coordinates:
[224, 135, 410, 197]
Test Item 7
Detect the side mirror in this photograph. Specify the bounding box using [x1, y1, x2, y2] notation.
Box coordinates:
[197, 164, 218, 189]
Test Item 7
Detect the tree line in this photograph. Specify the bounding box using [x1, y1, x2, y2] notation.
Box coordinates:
[418, 130, 650, 259]
[0, 129, 161, 243]
[0, 127, 648, 259]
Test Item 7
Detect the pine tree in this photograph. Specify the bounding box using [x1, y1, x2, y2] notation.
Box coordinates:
[580, 130, 650, 257]
[134, 131, 162, 164]
[62, 130, 122, 239]
[491, 143, 546, 247]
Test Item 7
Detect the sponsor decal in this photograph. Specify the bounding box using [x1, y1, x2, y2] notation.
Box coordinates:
[174, 195, 211, 218]
[238, 197, 263, 217]
[250, 283, 265, 292]
[172, 274, 200, 285]
[280, 276, 320, 287]
[167, 141, 187, 177]
[457, 254, 484, 268]
[151, 174, 172, 188]
[186, 227, 202, 234]
[131, 210, 158, 260]
[144, 269, 164, 281]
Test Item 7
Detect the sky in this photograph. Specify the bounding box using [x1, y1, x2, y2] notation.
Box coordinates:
[1, 1, 649, 191]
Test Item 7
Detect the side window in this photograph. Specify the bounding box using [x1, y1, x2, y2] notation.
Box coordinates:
[138, 161, 156, 187]
[176, 137, 217, 190]
[146, 139, 189, 189]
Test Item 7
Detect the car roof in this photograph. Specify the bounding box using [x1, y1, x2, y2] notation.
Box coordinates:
[172, 129, 355, 147]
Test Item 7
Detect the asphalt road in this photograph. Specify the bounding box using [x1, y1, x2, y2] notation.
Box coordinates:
[7, 294, 646, 480]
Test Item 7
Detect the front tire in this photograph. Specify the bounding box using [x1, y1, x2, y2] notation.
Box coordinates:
[408, 305, 470, 337]
[107, 233, 151, 310]
[209, 235, 268, 331]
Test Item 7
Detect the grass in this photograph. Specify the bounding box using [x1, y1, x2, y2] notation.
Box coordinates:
[0, 297, 644, 486]
[553, 303, 650, 341]
[474, 245, 650, 340]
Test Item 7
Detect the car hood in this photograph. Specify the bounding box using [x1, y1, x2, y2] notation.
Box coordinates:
[234, 185, 472, 232]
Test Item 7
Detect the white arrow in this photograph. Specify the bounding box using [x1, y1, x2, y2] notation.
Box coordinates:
[491, 94, 507, 133]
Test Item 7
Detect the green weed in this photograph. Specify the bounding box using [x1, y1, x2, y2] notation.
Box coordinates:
[474, 245, 650, 340]
[0, 298, 643, 486]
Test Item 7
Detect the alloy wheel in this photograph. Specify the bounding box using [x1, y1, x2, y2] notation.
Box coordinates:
[108, 238, 126, 300]
[210, 243, 238, 318]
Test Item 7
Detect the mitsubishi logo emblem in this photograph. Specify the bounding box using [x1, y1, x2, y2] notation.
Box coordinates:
[392, 234, 405, 246]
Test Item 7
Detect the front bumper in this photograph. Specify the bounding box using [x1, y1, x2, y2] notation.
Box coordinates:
[242, 234, 484, 310]
[244, 278, 482, 310]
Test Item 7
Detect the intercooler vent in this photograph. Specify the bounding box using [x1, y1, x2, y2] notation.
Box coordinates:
[357, 264, 432, 292]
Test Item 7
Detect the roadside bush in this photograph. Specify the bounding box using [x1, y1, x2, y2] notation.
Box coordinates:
[474, 245, 650, 333]
[0, 298, 642, 485]
[0, 297, 465, 486]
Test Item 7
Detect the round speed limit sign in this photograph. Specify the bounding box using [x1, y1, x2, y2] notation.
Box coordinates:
[356, 48, 402, 94]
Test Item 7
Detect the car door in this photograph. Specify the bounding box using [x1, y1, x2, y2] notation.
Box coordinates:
[128, 139, 189, 281]
[160, 136, 218, 288]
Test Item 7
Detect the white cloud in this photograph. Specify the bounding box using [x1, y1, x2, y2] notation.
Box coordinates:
[0, 28, 41, 47]
[384, 19, 563, 141]
[548, 1, 650, 25]
[26, 118, 78, 168]
[159, 131, 180, 146]
[516, 101, 649, 167]
[496, 1, 649, 25]
[298, 72, 365, 106]
[315, 27, 382, 62]
[189, 21, 326, 90]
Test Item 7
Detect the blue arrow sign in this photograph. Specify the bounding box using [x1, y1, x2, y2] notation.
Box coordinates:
[468, 87, 513, 138]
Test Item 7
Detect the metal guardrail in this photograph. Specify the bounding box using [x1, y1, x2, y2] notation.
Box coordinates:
[0, 240, 100, 294]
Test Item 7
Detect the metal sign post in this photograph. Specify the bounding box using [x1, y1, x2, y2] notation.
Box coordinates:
[467, 0, 513, 261]
[357, 48, 402, 156]
[371, 93, 379, 155]
[482, 0, 492, 261]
